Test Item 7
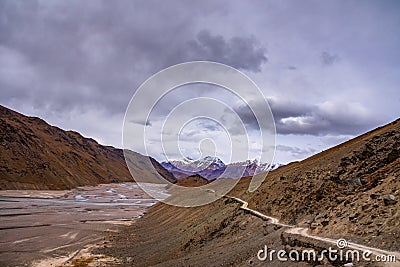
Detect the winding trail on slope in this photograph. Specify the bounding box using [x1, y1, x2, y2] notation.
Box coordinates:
[225, 195, 400, 266]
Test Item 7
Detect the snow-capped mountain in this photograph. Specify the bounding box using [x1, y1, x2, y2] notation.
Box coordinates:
[168, 156, 225, 172]
[161, 156, 283, 180]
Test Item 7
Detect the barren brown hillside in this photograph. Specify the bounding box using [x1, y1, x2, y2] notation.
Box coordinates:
[0, 105, 176, 190]
[98, 118, 399, 266]
[245, 118, 400, 251]
[175, 174, 210, 187]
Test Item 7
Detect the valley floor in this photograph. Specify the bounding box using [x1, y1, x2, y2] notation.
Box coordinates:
[0, 183, 168, 266]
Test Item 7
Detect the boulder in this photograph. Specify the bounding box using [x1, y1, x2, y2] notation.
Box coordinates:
[384, 194, 397, 206]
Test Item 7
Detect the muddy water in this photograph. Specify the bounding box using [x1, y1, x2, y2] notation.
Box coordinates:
[0, 182, 168, 266]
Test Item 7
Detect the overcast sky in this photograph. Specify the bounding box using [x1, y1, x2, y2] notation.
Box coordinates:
[1, 0, 399, 164]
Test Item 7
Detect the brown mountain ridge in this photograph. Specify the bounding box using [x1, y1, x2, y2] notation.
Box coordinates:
[0, 105, 176, 190]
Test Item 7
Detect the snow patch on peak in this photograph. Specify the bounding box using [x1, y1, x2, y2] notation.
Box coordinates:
[200, 156, 225, 166]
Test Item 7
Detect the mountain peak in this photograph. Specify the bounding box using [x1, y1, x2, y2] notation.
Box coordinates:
[199, 156, 225, 167]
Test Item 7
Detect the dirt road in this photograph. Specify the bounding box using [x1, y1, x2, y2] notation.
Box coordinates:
[226, 195, 400, 267]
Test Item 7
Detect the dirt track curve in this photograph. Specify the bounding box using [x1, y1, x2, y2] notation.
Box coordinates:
[226, 195, 400, 267]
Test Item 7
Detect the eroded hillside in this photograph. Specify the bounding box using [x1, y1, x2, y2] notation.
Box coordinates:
[0, 105, 175, 189]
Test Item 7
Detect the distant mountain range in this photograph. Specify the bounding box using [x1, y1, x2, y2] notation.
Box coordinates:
[161, 156, 283, 180]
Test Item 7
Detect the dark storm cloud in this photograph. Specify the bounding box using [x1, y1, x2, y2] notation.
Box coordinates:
[268, 99, 313, 122]
[231, 98, 312, 131]
[229, 103, 260, 130]
[233, 98, 380, 136]
[186, 30, 267, 72]
[275, 113, 373, 136]
[0, 0, 267, 115]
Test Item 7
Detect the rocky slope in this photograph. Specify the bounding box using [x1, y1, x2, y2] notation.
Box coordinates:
[0, 105, 176, 190]
[99, 118, 399, 266]
[245, 118, 400, 251]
